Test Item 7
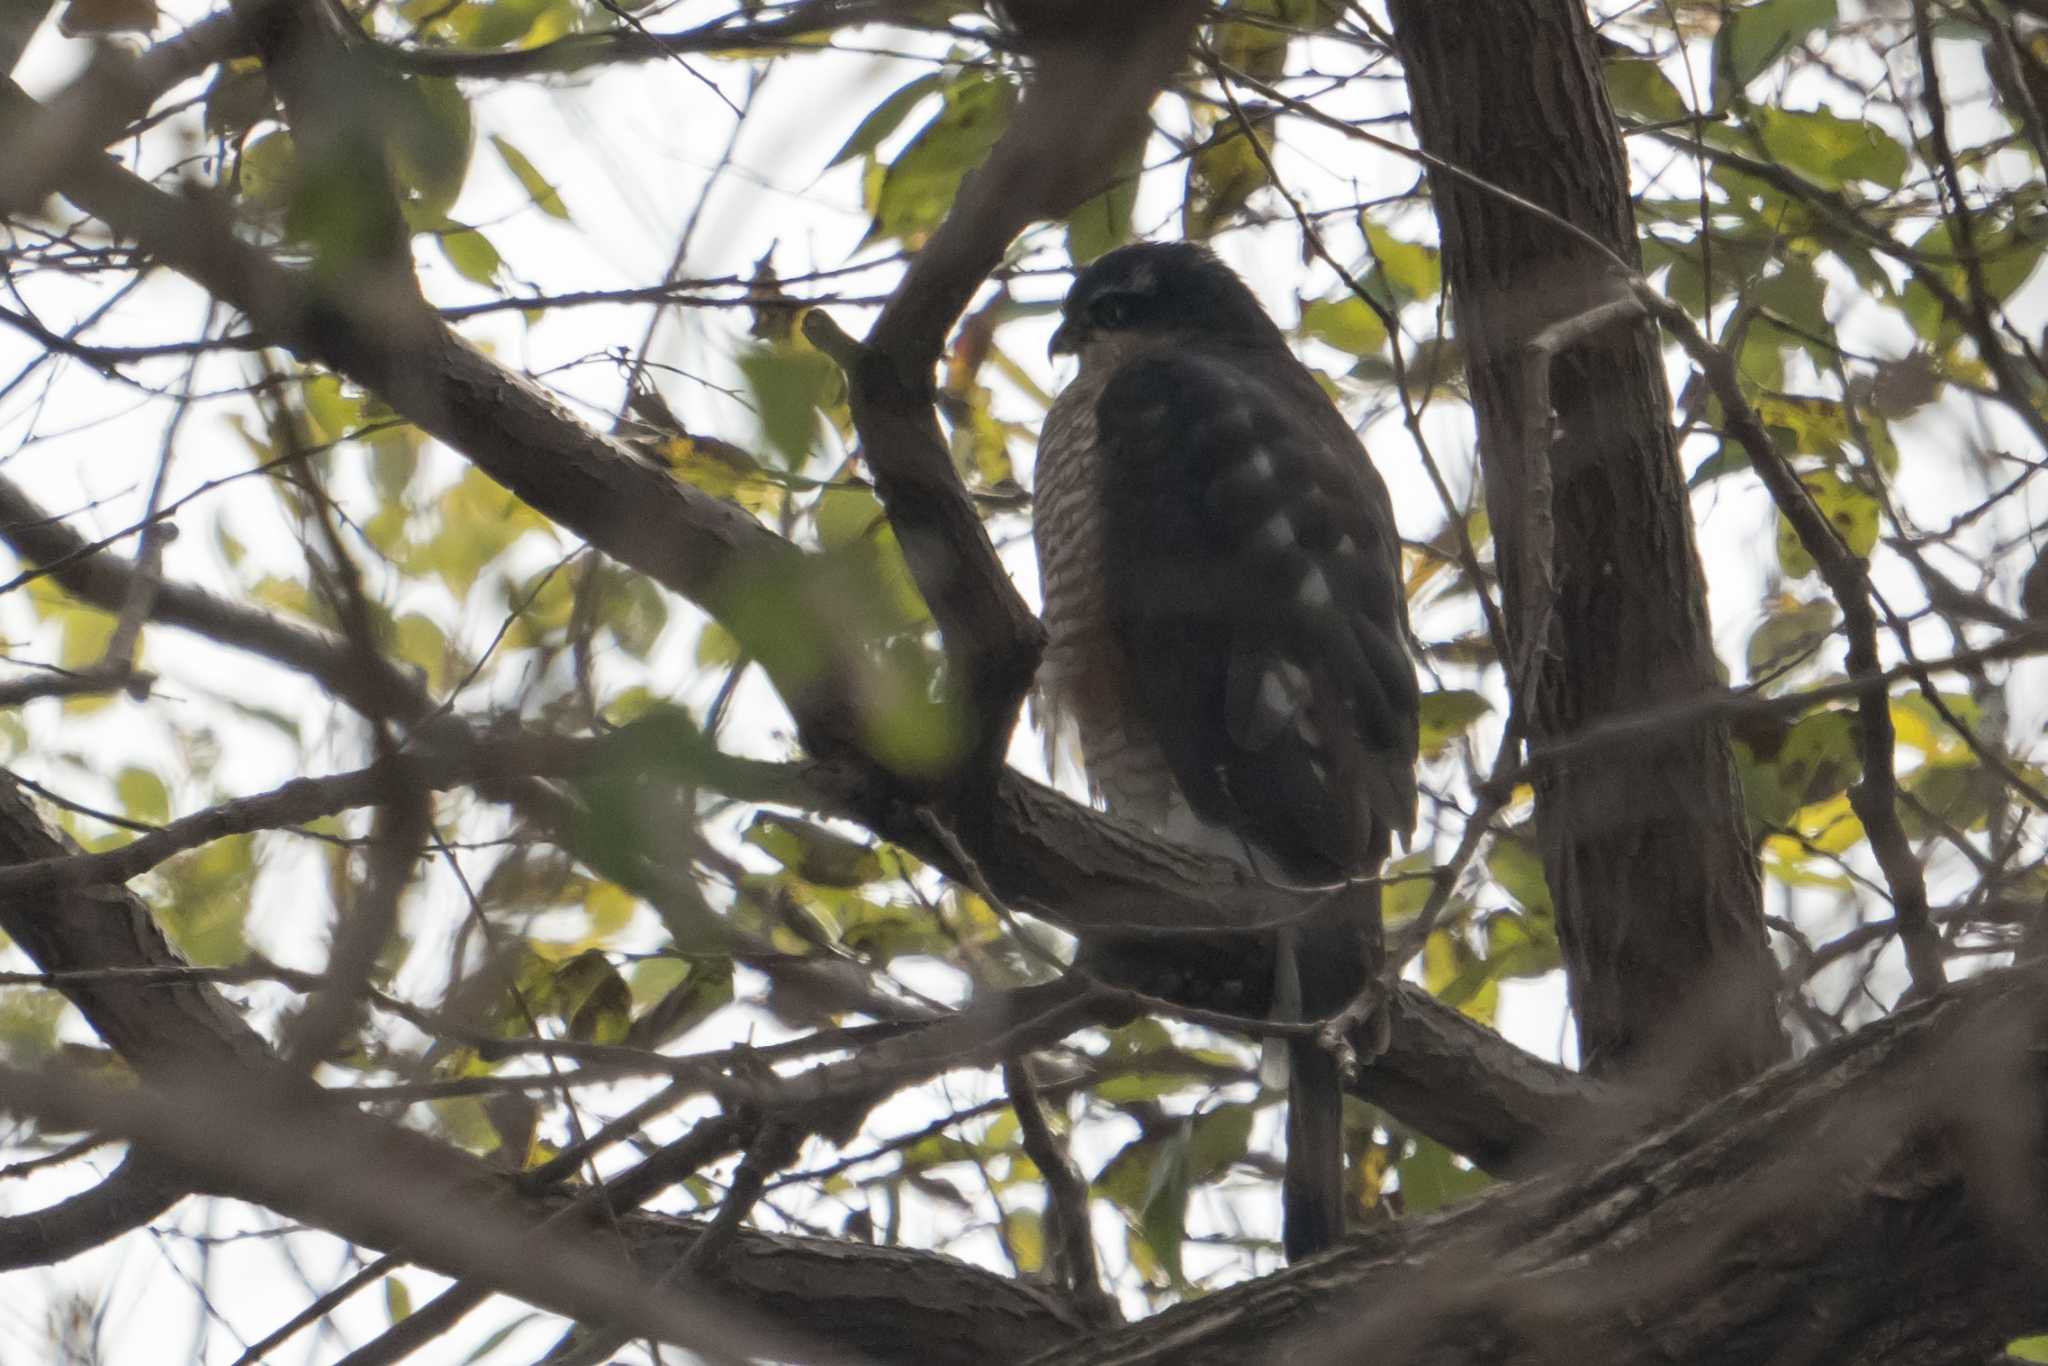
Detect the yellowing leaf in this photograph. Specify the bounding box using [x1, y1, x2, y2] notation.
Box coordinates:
[1754, 105, 1905, 191]
[434, 221, 502, 285]
[865, 74, 1016, 248]
[115, 768, 169, 827]
[1417, 689, 1491, 755]
[1299, 295, 1387, 357]
[490, 136, 569, 219]
[1365, 223, 1440, 302]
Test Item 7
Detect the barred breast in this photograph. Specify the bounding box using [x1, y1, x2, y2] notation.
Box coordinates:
[1032, 368, 1180, 827]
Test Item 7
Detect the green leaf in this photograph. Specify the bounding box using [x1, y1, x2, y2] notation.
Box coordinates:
[1182, 114, 1271, 241]
[1753, 393, 1852, 464]
[490, 135, 569, 219]
[1775, 471, 1878, 578]
[1004, 1208, 1046, 1272]
[1139, 1121, 1191, 1283]
[745, 814, 884, 887]
[1753, 106, 1906, 190]
[741, 343, 840, 468]
[1398, 1136, 1490, 1214]
[455, 0, 557, 49]
[0, 989, 65, 1063]
[815, 484, 887, 550]
[1380, 850, 1442, 928]
[1094, 1103, 1251, 1217]
[827, 73, 946, 168]
[1605, 58, 1689, 125]
[865, 74, 1016, 247]
[237, 129, 298, 211]
[696, 621, 742, 669]
[1416, 689, 1491, 755]
[2007, 1337, 2048, 1364]
[1213, 0, 1340, 82]
[1775, 710, 1861, 812]
[386, 76, 474, 221]
[1299, 295, 1387, 357]
[1486, 833, 1551, 918]
[301, 372, 366, 444]
[434, 221, 503, 285]
[158, 833, 255, 967]
[628, 958, 734, 1048]
[552, 950, 632, 1044]
[1745, 594, 1837, 678]
[1714, 0, 1837, 104]
[53, 597, 117, 673]
[115, 767, 169, 826]
[1365, 223, 1440, 302]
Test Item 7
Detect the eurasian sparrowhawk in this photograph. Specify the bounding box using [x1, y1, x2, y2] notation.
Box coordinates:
[1033, 240, 1418, 1261]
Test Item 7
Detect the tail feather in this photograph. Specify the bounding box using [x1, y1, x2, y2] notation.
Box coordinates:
[1278, 878, 1381, 1262]
[1282, 1029, 1345, 1261]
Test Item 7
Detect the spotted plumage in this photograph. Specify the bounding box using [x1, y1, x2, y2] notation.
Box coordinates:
[1032, 241, 1419, 1262]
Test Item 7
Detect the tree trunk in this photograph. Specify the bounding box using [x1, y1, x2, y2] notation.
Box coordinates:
[1386, 0, 1787, 1094]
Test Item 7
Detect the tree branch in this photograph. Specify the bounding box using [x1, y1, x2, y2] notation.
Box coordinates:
[0, 1149, 186, 1270]
[1033, 964, 2048, 1366]
[0, 71, 1605, 1174]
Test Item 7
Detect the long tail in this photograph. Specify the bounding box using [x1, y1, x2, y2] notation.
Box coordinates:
[1278, 875, 1381, 1262]
[1282, 1024, 1345, 1261]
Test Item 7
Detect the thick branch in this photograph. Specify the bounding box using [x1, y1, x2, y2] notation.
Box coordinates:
[0, 84, 1605, 1173]
[0, 1149, 186, 1270]
[811, 0, 1203, 771]
[1036, 965, 2048, 1366]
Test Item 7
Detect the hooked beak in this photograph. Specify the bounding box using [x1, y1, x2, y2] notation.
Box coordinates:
[1048, 316, 1081, 359]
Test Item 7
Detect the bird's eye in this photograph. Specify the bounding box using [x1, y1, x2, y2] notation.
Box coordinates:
[1088, 293, 1138, 329]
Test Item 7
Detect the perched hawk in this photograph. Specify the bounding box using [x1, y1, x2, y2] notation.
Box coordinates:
[1033, 241, 1418, 1261]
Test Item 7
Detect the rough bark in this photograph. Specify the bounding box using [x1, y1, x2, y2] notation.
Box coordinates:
[1036, 964, 2048, 1366]
[1386, 0, 1787, 1093]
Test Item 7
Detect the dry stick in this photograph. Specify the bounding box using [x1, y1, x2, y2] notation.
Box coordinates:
[1914, 0, 2020, 374]
[543, 1119, 801, 1366]
[1631, 280, 1946, 999]
[0, 10, 242, 212]
[1002, 1057, 1119, 1329]
[0, 749, 531, 897]
[327, 1282, 491, 1366]
[1968, 0, 2048, 169]
[228, 1252, 405, 1366]
[249, 1107, 753, 1366]
[105, 310, 209, 673]
[0, 1060, 850, 1363]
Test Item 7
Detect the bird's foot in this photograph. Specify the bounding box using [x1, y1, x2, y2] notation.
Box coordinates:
[1318, 975, 1392, 1086]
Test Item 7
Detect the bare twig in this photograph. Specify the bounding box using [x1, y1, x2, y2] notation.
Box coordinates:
[1631, 281, 1945, 999]
[1003, 1056, 1118, 1328]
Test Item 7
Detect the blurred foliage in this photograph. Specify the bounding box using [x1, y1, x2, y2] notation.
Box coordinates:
[2, 0, 2046, 1344]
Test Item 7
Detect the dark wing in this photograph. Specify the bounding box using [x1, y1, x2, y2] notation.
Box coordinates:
[1095, 345, 1418, 881]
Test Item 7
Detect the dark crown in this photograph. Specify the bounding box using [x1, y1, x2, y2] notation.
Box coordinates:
[1061, 241, 1280, 341]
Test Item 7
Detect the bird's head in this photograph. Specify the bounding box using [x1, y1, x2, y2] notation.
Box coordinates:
[1049, 241, 1281, 367]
